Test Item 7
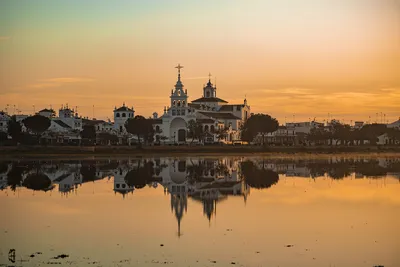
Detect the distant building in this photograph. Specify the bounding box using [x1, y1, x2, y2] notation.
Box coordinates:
[286, 121, 324, 134]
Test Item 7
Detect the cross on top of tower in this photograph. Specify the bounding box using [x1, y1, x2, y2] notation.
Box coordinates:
[175, 64, 183, 73]
[208, 72, 212, 81]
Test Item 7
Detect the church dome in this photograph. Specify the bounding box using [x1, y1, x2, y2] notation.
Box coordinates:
[170, 171, 187, 184]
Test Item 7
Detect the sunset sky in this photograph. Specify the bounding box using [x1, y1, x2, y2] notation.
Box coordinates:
[1, 0, 399, 124]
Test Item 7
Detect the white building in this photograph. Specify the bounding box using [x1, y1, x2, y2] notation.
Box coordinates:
[286, 121, 324, 134]
[113, 103, 134, 134]
[57, 105, 82, 131]
[155, 65, 250, 144]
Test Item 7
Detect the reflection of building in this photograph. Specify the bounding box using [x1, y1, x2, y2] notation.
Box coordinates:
[157, 158, 249, 232]
[113, 166, 135, 197]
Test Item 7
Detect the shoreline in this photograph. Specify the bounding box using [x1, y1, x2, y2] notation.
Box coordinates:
[0, 145, 399, 159]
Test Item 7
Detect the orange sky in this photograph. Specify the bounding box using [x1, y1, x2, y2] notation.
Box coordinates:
[0, 0, 399, 124]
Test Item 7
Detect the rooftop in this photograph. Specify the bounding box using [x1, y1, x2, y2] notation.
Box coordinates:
[39, 108, 55, 113]
[192, 97, 228, 103]
[218, 104, 245, 112]
[114, 105, 134, 112]
[53, 120, 71, 129]
[199, 112, 241, 120]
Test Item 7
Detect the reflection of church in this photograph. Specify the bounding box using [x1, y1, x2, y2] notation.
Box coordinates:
[157, 158, 250, 234]
[153, 65, 251, 144]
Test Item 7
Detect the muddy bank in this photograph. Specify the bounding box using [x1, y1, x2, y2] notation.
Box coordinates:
[0, 145, 399, 159]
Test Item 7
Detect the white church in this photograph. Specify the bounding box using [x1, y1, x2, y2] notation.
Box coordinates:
[151, 64, 251, 144]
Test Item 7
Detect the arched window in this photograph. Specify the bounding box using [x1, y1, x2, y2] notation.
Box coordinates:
[205, 125, 209, 131]
[182, 101, 185, 106]
[210, 125, 215, 132]
[122, 113, 126, 117]
[116, 184, 120, 189]
[116, 113, 120, 117]
[122, 184, 126, 189]
[177, 101, 181, 107]
[156, 125, 160, 132]
[206, 91, 210, 97]
[173, 100, 176, 106]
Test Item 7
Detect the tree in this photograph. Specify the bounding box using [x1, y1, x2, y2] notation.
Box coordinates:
[359, 124, 387, 145]
[23, 115, 51, 143]
[125, 115, 155, 145]
[187, 119, 204, 144]
[7, 115, 22, 143]
[80, 125, 96, 145]
[331, 123, 352, 146]
[241, 114, 279, 145]
[97, 132, 118, 145]
[215, 126, 228, 142]
[307, 127, 328, 145]
[0, 131, 8, 144]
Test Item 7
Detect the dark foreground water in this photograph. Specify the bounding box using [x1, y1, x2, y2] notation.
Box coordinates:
[1, 155, 399, 267]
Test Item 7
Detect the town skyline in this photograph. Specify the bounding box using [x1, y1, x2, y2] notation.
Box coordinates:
[1, 0, 399, 124]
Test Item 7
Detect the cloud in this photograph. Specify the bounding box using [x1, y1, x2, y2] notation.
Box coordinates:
[0, 36, 10, 41]
[29, 77, 94, 89]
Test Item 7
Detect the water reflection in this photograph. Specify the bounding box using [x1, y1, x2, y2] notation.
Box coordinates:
[1, 156, 399, 266]
[1, 157, 400, 194]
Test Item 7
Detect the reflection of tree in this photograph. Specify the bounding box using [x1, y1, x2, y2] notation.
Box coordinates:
[80, 163, 97, 182]
[186, 161, 206, 183]
[0, 162, 9, 174]
[387, 161, 400, 174]
[7, 163, 25, 191]
[97, 161, 120, 171]
[22, 173, 53, 191]
[354, 160, 387, 178]
[124, 160, 155, 189]
[241, 161, 279, 189]
[307, 159, 353, 179]
[306, 158, 396, 179]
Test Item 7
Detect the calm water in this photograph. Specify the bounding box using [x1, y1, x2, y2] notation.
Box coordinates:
[1, 156, 399, 267]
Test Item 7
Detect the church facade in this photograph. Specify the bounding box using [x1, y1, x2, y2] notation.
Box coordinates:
[154, 65, 251, 144]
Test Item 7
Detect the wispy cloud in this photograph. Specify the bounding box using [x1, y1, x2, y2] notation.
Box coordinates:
[29, 77, 94, 89]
